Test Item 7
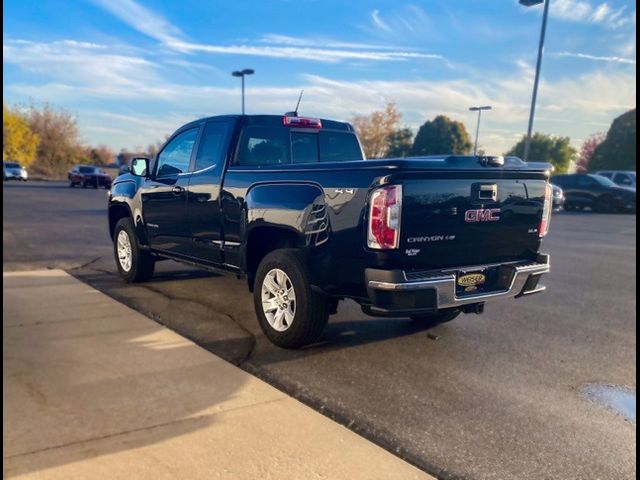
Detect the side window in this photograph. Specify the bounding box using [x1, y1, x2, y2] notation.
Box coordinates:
[319, 131, 364, 162]
[599, 172, 612, 179]
[614, 173, 632, 185]
[195, 122, 230, 171]
[291, 132, 319, 163]
[156, 128, 198, 177]
[236, 126, 290, 166]
[576, 176, 595, 187]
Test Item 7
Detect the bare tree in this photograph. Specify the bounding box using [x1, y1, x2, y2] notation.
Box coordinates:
[26, 103, 83, 177]
[351, 102, 401, 159]
[85, 144, 115, 166]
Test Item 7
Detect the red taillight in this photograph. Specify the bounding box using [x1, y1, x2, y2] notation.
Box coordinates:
[368, 185, 402, 249]
[539, 183, 552, 237]
[283, 116, 322, 128]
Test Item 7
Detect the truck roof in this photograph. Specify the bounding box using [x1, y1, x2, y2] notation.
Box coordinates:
[182, 114, 354, 132]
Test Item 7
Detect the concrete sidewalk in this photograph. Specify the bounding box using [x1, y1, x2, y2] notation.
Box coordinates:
[3, 270, 432, 480]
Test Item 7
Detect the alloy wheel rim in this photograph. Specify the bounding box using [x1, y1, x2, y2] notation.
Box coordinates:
[261, 268, 296, 332]
[116, 230, 133, 272]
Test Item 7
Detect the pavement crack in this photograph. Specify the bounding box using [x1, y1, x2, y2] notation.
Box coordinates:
[3, 397, 288, 461]
[69, 256, 104, 271]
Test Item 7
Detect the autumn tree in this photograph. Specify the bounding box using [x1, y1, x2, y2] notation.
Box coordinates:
[25, 103, 84, 177]
[3, 104, 40, 166]
[411, 115, 471, 156]
[85, 144, 115, 166]
[505, 132, 576, 173]
[386, 128, 414, 158]
[575, 133, 605, 172]
[351, 102, 401, 159]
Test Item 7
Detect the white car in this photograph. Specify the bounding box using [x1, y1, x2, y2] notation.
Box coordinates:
[594, 170, 635, 189]
[3, 162, 28, 181]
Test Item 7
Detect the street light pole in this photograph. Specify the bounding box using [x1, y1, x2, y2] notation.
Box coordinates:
[231, 69, 255, 115]
[521, 0, 550, 162]
[469, 106, 492, 156]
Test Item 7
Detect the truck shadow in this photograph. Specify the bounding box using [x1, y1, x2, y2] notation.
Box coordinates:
[3, 270, 252, 477]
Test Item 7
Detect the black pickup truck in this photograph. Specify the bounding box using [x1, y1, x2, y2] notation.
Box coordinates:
[108, 114, 553, 348]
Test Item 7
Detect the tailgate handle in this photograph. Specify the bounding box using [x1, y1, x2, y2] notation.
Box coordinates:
[477, 184, 497, 202]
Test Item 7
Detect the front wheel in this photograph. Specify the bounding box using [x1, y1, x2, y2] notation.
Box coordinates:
[595, 195, 618, 213]
[113, 217, 155, 283]
[410, 308, 461, 326]
[253, 249, 329, 349]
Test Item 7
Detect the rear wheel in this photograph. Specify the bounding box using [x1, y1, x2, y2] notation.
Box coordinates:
[253, 249, 329, 349]
[113, 217, 155, 283]
[410, 308, 461, 326]
[69, 181, 76, 188]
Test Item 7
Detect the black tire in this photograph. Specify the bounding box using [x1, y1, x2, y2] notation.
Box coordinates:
[410, 308, 461, 326]
[253, 249, 329, 349]
[113, 217, 155, 283]
[82, 180, 87, 188]
[69, 181, 75, 188]
[595, 195, 618, 213]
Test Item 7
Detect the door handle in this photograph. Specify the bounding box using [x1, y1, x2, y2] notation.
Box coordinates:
[172, 186, 185, 195]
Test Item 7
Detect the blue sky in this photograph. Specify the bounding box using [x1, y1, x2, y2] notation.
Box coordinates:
[3, 0, 636, 154]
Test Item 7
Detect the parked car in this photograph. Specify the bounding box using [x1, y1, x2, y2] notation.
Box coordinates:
[108, 113, 553, 348]
[551, 184, 565, 211]
[551, 174, 636, 213]
[594, 170, 636, 189]
[68, 165, 113, 189]
[3, 161, 28, 181]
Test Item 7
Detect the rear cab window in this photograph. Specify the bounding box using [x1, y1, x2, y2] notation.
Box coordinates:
[235, 117, 364, 166]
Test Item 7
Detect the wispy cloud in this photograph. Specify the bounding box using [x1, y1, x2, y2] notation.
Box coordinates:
[551, 51, 636, 64]
[368, 5, 436, 39]
[167, 40, 445, 63]
[90, 0, 184, 44]
[6, 38, 634, 155]
[88, 0, 444, 63]
[260, 34, 398, 51]
[548, 0, 635, 28]
[371, 9, 391, 32]
[3, 39, 157, 92]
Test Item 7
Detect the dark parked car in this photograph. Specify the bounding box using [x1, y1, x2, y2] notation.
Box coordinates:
[3, 161, 28, 181]
[551, 184, 565, 211]
[68, 165, 112, 189]
[109, 113, 553, 348]
[551, 174, 635, 213]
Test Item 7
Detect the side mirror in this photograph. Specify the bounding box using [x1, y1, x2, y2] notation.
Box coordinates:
[130, 158, 150, 177]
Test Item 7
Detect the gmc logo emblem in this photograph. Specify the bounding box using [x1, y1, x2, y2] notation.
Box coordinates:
[465, 208, 500, 222]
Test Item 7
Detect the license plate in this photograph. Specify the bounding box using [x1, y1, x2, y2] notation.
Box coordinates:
[457, 272, 486, 287]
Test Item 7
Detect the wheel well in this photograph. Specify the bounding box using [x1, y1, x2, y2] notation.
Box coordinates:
[245, 227, 300, 292]
[108, 204, 131, 240]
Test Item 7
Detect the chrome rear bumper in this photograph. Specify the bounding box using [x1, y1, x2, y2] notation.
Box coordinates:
[365, 254, 550, 315]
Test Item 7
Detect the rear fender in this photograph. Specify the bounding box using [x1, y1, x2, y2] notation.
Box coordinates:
[243, 182, 329, 262]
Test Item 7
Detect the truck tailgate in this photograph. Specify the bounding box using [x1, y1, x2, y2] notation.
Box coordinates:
[401, 177, 546, 269]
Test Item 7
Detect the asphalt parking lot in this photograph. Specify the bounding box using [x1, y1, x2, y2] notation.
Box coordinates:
[3, 181, 636, 480]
